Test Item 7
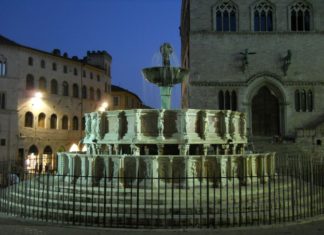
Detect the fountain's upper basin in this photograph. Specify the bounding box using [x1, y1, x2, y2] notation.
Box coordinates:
[142, 67, 189, 87]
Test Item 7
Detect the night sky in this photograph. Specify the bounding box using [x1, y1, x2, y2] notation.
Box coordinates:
[0, 0, 182, 109]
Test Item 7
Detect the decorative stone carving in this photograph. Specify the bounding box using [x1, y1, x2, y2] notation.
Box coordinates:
[158, 109, 165, 139]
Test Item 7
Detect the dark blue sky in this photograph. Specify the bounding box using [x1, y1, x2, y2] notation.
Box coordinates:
[0, 0, 182, 108]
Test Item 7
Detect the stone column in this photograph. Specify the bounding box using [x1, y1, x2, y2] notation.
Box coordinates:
[186, 157, 201, 187]
[158, 109, 165, 140]
[114, 144, 119, 155]
[223, 110, 231, 139]
[220, 156, 228, 187]
[100, 157, 110, 185]
[111, 156, 123, 187]
[179, 144, 189, 156]
[134, 110, 142, 140]
[157, 144, 164, 155]
[203, 144, 209, 156]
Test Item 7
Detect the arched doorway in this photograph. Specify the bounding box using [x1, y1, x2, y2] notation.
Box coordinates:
[252, 86, 280, 136]
[26, 145, 39, 172]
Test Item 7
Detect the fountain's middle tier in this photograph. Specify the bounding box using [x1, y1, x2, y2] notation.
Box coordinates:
[83, 109, 247, 155]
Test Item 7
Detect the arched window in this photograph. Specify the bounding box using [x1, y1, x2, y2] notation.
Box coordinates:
[81, 117, 85, 130]
[82, 85, 87, 99]
[25, 112, 34, 127]
[72, 116, 78, 130]
[225, 90, 231, 110]
[295, 90, 300, 111]
[26, 74, 34, 90]
[73, 83, 79, 98]
[307, 90, 313, 112]
[28, 57, 33, 66]
[290, 1, 311, 31]
[38, 113, 46, 128]
[90, 87, 94, 100]
[301, 89, 306, 112]
[62, 81, 69, 96]
[253, 1, 274, 32]
[62, 115, 68, 130]
[28, 145, 38, 155]
[52, 63, 57, 71]
[40, 59, 45, 68]
[51, 79, 58, 94]
[39, 77, 47, 92]
[96, 89, 101, 101]
[213, 0, 237, 32]
[231, 91, 237, 111]
[219, 90, 224, 110]
[50, 114, 57, 129]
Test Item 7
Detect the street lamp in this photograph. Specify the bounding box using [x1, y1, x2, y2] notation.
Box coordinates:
[98, 101, 109, 112]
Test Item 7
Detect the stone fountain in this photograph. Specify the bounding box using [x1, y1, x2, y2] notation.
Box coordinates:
[57, 43, 275, 187]
[142, 43, 189, 109]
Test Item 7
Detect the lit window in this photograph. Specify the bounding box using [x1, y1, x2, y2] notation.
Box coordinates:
[213, 0, 237, 32]
[38, 113, 46, 128]
[25, 112, 34, 127]
[50, 114, 57, 129]
[62, 115, 68, 130]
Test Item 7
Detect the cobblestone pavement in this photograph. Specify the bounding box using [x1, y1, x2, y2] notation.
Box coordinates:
[0, 213, 323, 235]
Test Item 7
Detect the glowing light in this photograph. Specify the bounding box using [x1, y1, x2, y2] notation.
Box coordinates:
[69, 143, 79, 152]
[98, 101, 109, 111]
[81, 145, 87, 152]
[34, 92, 43, 99]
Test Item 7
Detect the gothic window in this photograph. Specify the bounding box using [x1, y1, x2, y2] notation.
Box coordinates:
[218, 89, 237, 111]
[50, 114, 57, 129]
[72, 83, 79, 98]
[90, 87, 94, 100]
[290, 1, 312, 31]
[52, 63, 57, 71]
[39, 77, 47, 92]
[51, 79, 58, 94]
[82, 85, 87, 99]
[96, 89, 101, 101]
[28, 57, 33, 66]
[253, 0, 274, 32]
[213, 0, 237, 32]
[38, 113, 46, 128]
[0, 92, 5, 109]
[62, 115, 68, 130]
[40, 60, 45, 69]
[72, 116, 79, 130]
[25, 112, 34, 127]
[295, 89, 313, 112]
[62, 81, 69, 96]
[26, 74, 35, 90]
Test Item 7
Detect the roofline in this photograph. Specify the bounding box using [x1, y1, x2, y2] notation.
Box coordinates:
[111, 84, 143, 103]
[0, 34, 110, 71]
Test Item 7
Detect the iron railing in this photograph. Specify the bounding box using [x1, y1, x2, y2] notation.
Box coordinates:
[0, 156, 323, 228]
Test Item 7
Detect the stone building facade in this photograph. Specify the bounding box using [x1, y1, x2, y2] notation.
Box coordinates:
[180, 0, 324, 143]
[0, 35, 112, 171]
[111, 85, 144, 110]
